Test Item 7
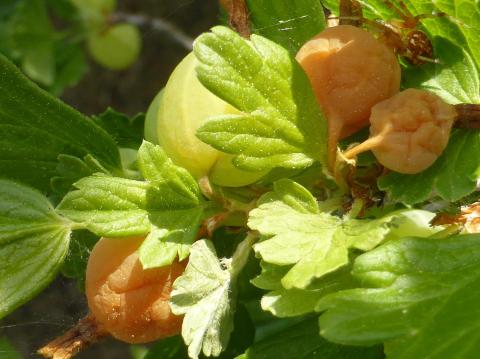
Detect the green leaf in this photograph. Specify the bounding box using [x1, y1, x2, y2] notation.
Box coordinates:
[170, 236, 255, 359]
[194, 26, 328, 171]
[250, 180, 418, 289]
[11, 0, 55, 86]
[237, 317, 383, 359]
[170, 240, 236, 359]
[93, 108, 145, 149]
[0, 53, 120, 192]
[379, 130, 480, 205]
[317, 234, 480, 358]
[58, 143, 206, 266]
[137, 142, 204, 267]
[246, 0, 326, 54]
[57, 175, 151, 236]
[50, 153, 110, 197]
[403, 37, 480, 104]
[0, 179, 71, 319]
[143, 336, 188, 359]
[253, 262, 356, 318]
[0, 337, 22, 359]
[48, 41, 87, 95]
[434, 0, 480, 70]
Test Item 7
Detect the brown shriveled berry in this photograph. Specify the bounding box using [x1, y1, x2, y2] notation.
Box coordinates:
[296, 25, 401, 168]
[345, 89, 456, 174]
[85, 236, 185, 344]
[38, 237, 186, 359]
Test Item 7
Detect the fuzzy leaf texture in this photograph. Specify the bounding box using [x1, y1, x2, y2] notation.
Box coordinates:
[195, 26, 328, 171]
[170, 240, 236, 359]
[57, 142, 205, 267]
[246, 0, 326, 55]
[317, 234, 480, 359]
[249, 179, 432, 289]
[0, 53, 120, 192]
[0, 179, 71, 319]
[252, 208, 438, 318]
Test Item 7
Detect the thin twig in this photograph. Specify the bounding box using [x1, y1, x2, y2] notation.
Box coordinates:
[111, 12, 194, 50]
[219, 0, 251, 37]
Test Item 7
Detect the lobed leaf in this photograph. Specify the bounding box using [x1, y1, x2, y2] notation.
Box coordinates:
[170, 240, 236, 359]
[194, 26, 328, 172]
[0, 179, 71, 319]
[250, 179, 423, 289]
[317, 234, 480, 358]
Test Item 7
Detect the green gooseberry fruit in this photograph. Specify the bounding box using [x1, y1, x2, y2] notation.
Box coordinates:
[87, 23, 141, 70]
[155, 52, 266, 187]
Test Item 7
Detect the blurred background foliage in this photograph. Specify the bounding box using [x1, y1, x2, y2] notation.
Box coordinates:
[0, 0, 219, 357]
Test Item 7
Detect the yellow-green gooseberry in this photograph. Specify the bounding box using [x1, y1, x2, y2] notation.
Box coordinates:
[154, 52, 267, 187]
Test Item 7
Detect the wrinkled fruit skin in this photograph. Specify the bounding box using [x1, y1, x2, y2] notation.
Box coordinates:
[156, 52, 266, 187]
[86, 237, 185, 344]
[369, 89, 456, 174]
[296, 25, 401, 150]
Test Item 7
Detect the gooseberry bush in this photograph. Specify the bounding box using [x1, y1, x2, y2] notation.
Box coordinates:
[3, 0, 480, 358]
[0, 0, 142, 94]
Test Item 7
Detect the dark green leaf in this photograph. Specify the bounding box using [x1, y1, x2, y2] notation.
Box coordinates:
[379, 130, 480, 205]
[317, 234, 480, 358]
[0, 54, 121, 192]
[0, 179, 71, 319]
[93, 108, 145, 149]
[247, 0, 326, 54]
[237, 317, 383, 359]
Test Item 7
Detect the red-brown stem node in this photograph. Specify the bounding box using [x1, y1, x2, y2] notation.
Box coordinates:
[219, 0, 251, 38]
[454, 104, 480, 129]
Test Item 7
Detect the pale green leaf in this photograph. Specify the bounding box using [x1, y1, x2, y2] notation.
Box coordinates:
[0, 179, 71, 319]
[246, 0, 325, 54]
[317, 234, 480, 359]
[170, 240, 236, 359]
[137, 142, 204, 267]
[250, 180, 425, 289]
[56, 175, 152, 236]
[195, 26, 328, 171]
[253, 262, 356, 318]
[58, 143, 206, 266]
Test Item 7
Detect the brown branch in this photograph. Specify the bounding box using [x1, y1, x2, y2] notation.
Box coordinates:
[454, 104, 480, 129]
[38, 314, 108, 359]
[220, 0, 251, 38]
